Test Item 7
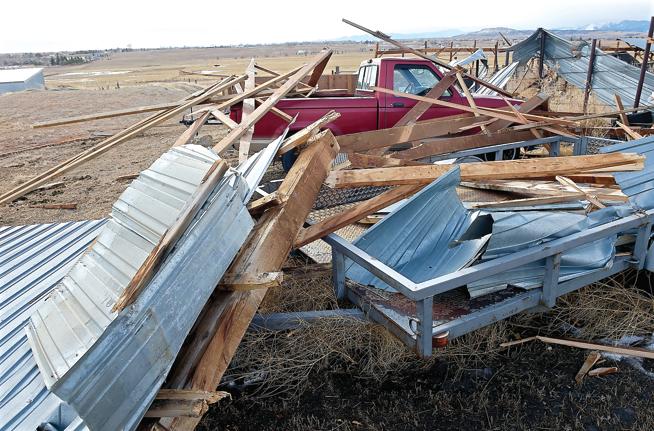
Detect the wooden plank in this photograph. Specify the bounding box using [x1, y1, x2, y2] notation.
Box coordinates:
[461, 179, 627, 202]
[0, 76, 244, 205]
[347, 153, 426, 168]
[588, 366, 618, 377]
[152, 132, 340, 431]
[614, 94, 630, 126]
[306, 51, 333, 87]
[173, 111, 211, 147]
[471, 194, 586, 208]
[337, 113, 478, 153]
[112, 161, 230, 312]
[455, 71, 490, 135]
[394, 71, 459, 126]
[210, 110, 237, 129]
[28, 203, 77, 210]
[213, 50, 333, 154]
[238, 59, 256, 163]
[575, 351, 601, 384]
[394, 130, 535, 160]
[246, 191, 286, 215]
[372, 86, 575, 126]
[218, 271, 283, 291]
[341, 19, 513, 97]
[555, 176, 606, 209]
[278, 110, 341, 155]
[294, 184, 423, 247]
[616, 121, 643, 140]
[255, 99, 294, 122]
[500, 335, 654, 360]
[325, 153, 644, 188]
[145, 390, 229, 418]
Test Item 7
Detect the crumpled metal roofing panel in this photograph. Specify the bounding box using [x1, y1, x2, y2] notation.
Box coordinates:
[474, 62, 519, 96]
[600, 135, 654, 210]
[510, 28, 654, 108]
[466, 206, 632, 296]
[0, 219, 105, 431]
[25, 134, 283, 430]
[27, 144, 220, 389]
[344, 168, 489, 291]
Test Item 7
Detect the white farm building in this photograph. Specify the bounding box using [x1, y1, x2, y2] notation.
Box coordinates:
[0, 68, 45, 94]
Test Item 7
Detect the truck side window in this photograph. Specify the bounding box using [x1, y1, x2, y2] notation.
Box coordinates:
[356, 65, 378, 91]
[393, 65, 451, 97]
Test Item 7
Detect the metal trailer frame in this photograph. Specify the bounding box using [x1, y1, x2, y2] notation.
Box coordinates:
[320, 135, 651, 357]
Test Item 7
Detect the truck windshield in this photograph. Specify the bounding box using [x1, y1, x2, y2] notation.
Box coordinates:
[393, 64, 451, 97]
[356, 65, 378, 91]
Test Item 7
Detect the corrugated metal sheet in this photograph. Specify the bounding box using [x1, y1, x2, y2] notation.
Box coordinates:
[466, 207, 630, 296]
[27, 144, 221, 389]
[25, 135, 283, 430]
[600, 135, 654, 210]
[620, 38, 648, 52]
[509, 29, 654, 108]
[0, 219, 105, 431]
[474, 62, 519, 96]
[344, 168, 489, 291]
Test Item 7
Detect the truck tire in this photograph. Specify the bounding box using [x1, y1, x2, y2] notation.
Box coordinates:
[282, 148, 298, 172]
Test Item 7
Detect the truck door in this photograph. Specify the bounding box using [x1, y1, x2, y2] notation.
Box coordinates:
[381, 62, 460, 128]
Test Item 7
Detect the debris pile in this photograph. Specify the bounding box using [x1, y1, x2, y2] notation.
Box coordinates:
[2, 18, 654, 431]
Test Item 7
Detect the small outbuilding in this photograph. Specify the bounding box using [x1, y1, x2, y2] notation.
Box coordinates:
[0, 68, 45, 94]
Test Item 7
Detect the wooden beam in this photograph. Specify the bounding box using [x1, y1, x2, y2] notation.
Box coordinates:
[461, 179, 626, 201]
[393, 130, 535, 160]
[210, 110, 238, 129]
[372, 86, 573, 126]
[341, 19, 513, 97]
[455, 71, 490, 135]
[153, 131, 340, 431]
[555, 176, 606, 209]
[347, 153, 426, 168]
[173, 111, 211, 147]
[255, 99, 294, 122]
[337, 113, 478, 153]
[145, 390, 229, 418]
[218, 271, 283, 291]
[306, 50, 333, 87]
[212, 50, 333, 154]
[325, 153, 644, 188]
[394, 71, 459, 127]
[501, 335, 654, 360]
[294, 184, 423, 247]
[471, 194, 586, 209]
[238, 59, 256, 163]
[614, 94, 630, 126]
[278, 110, 341, 155]
[616, 121, 643, 140]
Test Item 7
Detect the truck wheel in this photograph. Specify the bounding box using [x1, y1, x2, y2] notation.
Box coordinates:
[282, 149, 299, 172]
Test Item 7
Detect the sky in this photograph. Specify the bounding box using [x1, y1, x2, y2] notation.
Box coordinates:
[1, 0, 652, 53]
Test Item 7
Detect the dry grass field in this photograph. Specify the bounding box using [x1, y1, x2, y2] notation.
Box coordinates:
[1, 41, 653, 430]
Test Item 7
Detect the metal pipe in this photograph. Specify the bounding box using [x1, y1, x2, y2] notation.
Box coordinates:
[583, 39, 598, 113]
[634, 16, 654, 108]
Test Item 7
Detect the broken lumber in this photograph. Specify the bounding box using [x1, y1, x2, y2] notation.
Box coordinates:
[617, 121, 643, 140]
[394, 71, 459, 127]
[212, 50, 333, 154]
[325, 153, 643, 188]
[462, 179, 626, 201]
[588, 367, 618, 377]
[238, 59, 257, 163]
[500, 335, 654, 359]
[342, 18, 513, 97]
[575, 351, 601, 384]
[337, 114, 481, 153]
[247, 191, 287, 215]
[28, 203, 77, 210]
[555, 176, 606, 209]
[347, 153, 426, 168]
[278, 110, 340, 155]
[294, 184, 424, 247]
[218, 271, 283, 291]
[173, 111, 211, 147]
[152, 131, 339, 431]
[393, 130, 535, 160]
[144, 390, 229, 418]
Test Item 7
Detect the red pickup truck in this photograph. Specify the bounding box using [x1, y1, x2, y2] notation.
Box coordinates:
[230, 57, 520, 144]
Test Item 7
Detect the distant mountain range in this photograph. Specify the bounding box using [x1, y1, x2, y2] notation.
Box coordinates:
[334, 20, 650, 42]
